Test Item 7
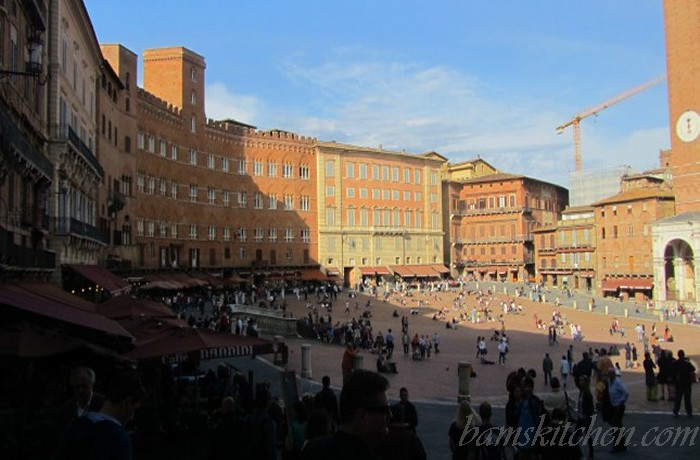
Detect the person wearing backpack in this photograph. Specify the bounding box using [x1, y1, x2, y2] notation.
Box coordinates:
[53, 366, 145, 460]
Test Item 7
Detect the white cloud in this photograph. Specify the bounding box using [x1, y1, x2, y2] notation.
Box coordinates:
[205, 82, 262, 125]
[207, 57, 670, 189]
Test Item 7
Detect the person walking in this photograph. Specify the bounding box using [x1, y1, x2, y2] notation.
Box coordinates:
[672, 349, 696, 417]
[560, 355, 571, 388]
[542, 353, 553, 386]
[341, 343, 357, 386]
[498, 339, 508, 365]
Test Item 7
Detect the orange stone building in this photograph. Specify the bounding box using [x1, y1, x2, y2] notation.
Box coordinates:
[103, 46, 319, 277]
[594, 172, 675, 301]
[447, 172, 568, 282]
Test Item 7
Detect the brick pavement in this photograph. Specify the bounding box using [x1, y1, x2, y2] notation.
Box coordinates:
[275, 285, 699, 414]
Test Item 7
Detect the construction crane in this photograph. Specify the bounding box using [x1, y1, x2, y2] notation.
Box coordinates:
[556, 75, 666, 172]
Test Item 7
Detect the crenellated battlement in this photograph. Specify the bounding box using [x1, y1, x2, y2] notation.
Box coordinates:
[205, 118, 316, 144]
[137, 88, 182, 116]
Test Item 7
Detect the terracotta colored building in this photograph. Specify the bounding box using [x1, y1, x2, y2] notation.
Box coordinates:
[651, 0, 700, 308]
[315, 142, 447, 287]
[533, 206, 597, 291]
[448, 173, 568, 282]
[594, 172, 675, 301]
[102, 46, 319, 276]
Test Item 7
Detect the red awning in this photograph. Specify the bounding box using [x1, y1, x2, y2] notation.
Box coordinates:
[358, 267, 376, 276]
[375, 266, 391, 276]
[498, 270, 507, 275]
[125, 326, 275, 362]
[0, 283, 133, 341]
[577, 271, 596, 278]
[67, 264, 131, 295]
[431, 264, 450, 274]
[601, 279, 622, 292]
[96, 295, 175, 320]
[326, 267, 340, 276]
[413, 265, 439, 277]
[391, 265, 416, 277]
[619, 279, 653, 290]
[298, 269, 327, 281]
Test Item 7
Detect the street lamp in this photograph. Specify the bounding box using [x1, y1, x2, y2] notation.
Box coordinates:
[0, 29, 48, 85]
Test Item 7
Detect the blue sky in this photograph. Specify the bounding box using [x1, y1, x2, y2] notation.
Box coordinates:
[84, 1, 669, 187]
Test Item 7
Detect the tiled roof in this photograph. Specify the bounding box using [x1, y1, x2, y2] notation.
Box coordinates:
[592, 187, 675, 206]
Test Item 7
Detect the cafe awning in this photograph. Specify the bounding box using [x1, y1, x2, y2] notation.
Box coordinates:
[431, 264, 450, 275]
[326, 267, 340, 276]
[601, 279, 622, 292]
[619, 279, 653, 290]
[67, 264, 131, 295]
[391, 265, 416, 278]
[358, 267, 376, 276]
[374, 266, 391, 276]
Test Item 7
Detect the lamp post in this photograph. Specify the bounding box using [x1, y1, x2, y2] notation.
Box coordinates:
[0, 29, 48, 85]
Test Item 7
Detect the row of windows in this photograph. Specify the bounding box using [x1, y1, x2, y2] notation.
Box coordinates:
[135, 174, 311, 210]
[326, 162, 438, 185]
[325, 207, 440, 230]
[326, 186, 426, 202]
[600, 224, 643, 239]
[599, 202, 648, 218]
[459, 194, 517, 210]
[538, 229, 592, 247]
[462, 245, 520, 256]
[136, 133, 311, 179]
[135, 221, 312, 243]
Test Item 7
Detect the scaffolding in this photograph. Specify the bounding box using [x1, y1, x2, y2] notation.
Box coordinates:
[568, 165, 633, 207]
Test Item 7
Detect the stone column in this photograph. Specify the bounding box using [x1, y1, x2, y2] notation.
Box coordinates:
[674, 257, 685, 301]
[301, 344, 312, 379]
[458, 362, 472, 402]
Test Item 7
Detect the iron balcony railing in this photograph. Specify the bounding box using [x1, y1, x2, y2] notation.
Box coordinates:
[53, 216, 108, 244]
[0, 228, 55, 269]
[51, 124, 104, 178]
[0, 105, 53, 180]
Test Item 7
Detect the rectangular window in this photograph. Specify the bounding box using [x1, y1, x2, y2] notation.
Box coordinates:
[627, 224, 634, 237]
[254, 193, 263, 209]
[414, 170, 421, 184]
[284, 194, 294, 210]
[159, 140, 167, 157]
[223, 227, 231, 242]
[254, 228, 264, 242]
[189, 149, 197, 165]
[359, 164, 368, 179]
[299, 165, 310, 179]
[189, 224, 198, 240]
[147, 177, 155, 194]
[269, 194, 278, 210]
[159, 223, 167, 238]
[171, 183, 178, 199]
[223, 190, 230, 207]
[136, 219, 144, 236]
[238, 159, 246, 174]
[326, 208, 335, 226]
[189, 185, 198, 202]
[404, 191, 411, 201]
[498, 196, 506, 208]
[404, 168, 411, 183]
[283, 163, 294, 178]
[391, 167, 399, 182]
[148, 136, 155, 152]
[301, 228, 310, 243]
[300, 195, 310, 211]
[346, 162, 355, 179]
[238, 191, 248, 207]
[207, 154, 215, 169]
[159, 179, 166, 196]
[347, 187, 355, 198]
[147, 222, 155, 238]
[222, 158, 229, 172]
[415, 192, 422, 202]
[268, 228, 277, 242]
[326, 161, 334, 177]
[382, 166, 389, 181]
[137, 132, 145, 150]
[268, 161, 277, 177]
[285, 227, 294, 242]
[208, 226, 216, 241]
[372, 165, 380, 180]
[382, 190, 390, 200]
[372, 189, 380, 200]
[253, 160, 263, 176]
[431, 193, 438, 203]
[360, 208, 369, 227]
[326, 186, 335, 197]
[347, 209, 356, 226]
[238, 228, 247, 242]
[171, 145, 178, 160]
[208, 188, 216, 205]
[430, 171, 438, 185]
[360, 188, 368, 199]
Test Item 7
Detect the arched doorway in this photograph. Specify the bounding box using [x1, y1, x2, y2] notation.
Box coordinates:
[663, 239, 696, 302]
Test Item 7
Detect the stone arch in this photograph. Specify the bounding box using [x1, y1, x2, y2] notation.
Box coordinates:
[663, 239, 695, 302]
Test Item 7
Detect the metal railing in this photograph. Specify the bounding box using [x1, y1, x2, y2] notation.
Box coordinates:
[51, 124, 104, 178]
[52, 216, 108, 244]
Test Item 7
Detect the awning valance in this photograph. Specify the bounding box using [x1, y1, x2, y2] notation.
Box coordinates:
[431, 264, 450, 274]
[326, 267, 340, 276]
[374, 266, 391, 276]
[67, 264, 131, 295]
[391, 265, 416, 278]
[601, 279, 622, 292]
[619, 279, 653, 290]
[358, 267, 376, 276]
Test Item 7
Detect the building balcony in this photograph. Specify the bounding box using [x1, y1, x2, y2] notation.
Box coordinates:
[51, 124, 104, 178]
[556, 244, 593, 252]
[53, 217, 108, 245]
[0, 228, 55, 269]
[451, 206, 531, 218]
[537, 247, 557, 254]
[0, 106, 53, 181]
